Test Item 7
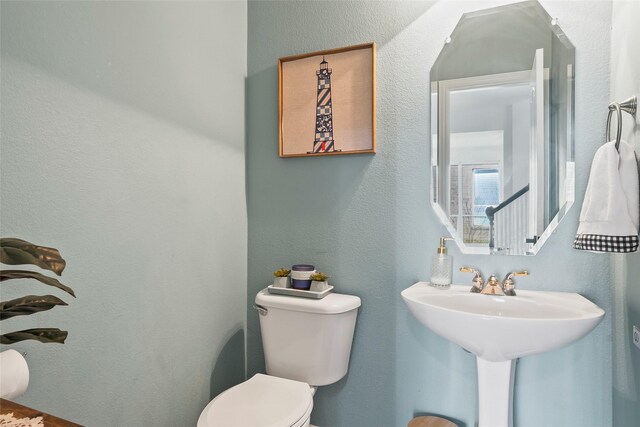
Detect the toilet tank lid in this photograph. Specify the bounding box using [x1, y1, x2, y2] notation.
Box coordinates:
[255, 289, 361, 314]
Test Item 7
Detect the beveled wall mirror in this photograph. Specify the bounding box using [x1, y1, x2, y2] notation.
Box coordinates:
[430, 0, 575, 255]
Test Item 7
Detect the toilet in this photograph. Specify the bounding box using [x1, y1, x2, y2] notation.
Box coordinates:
[197, 288, 361, 427]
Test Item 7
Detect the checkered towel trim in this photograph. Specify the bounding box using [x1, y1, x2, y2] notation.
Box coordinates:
[573, 234, 639, 253]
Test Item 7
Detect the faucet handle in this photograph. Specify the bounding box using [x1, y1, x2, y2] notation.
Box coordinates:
[460, 266, 484, 293]
[503, 271, 528, 296]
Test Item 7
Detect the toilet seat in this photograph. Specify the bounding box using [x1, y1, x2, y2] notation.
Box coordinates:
[197, 374, 313, 427]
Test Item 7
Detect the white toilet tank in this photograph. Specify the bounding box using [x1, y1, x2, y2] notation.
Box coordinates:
[255, 289, 361, 386]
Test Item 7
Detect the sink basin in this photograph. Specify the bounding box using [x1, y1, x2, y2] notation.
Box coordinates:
[401, 282, 604, 427]
[401, 282, 604, 362]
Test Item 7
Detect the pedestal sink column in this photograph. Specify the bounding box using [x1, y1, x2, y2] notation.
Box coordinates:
[476, 358, 516, 427]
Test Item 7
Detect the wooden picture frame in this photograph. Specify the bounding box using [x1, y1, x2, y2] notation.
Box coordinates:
[278, 42, 376, 158]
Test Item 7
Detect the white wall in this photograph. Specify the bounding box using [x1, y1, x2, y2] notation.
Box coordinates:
[512, 98, 531, 192]
[0, 2, 247, 425]
[611, 1, 640, 425]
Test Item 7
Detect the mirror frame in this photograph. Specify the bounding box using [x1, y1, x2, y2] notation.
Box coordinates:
[430, 0, 575, 256]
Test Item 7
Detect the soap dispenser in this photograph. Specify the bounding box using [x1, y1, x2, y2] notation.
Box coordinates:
[430, 237, 453, 288]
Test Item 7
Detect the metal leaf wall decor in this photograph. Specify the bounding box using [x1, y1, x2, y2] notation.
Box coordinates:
[0, 238, 66, 275]
[0, 238, 76, 344]
[0, 328, 68, 345]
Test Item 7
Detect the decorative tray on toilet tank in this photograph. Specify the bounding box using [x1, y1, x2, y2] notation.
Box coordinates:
[267, 285, 334, 299]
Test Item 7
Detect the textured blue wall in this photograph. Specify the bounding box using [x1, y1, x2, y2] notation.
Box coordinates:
[247, 1, 612, 426]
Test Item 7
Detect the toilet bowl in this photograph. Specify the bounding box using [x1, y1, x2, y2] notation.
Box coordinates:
[197, 289, 360, 427]
[197, 374, 313, 427]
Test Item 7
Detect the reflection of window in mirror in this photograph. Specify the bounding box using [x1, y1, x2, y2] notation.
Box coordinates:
[473, 168, 500, 227]
[454, 164, 499, 245]
[449, 131, 503, 246]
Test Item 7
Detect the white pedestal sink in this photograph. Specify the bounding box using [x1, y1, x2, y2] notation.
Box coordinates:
[401, 282, 604, 427]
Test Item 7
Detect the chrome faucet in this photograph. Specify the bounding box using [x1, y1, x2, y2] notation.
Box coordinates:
[460, 267, 528, 296]
[481, 274, 504, 295]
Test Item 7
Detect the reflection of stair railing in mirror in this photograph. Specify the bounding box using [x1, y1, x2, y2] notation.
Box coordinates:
[486, 184, 530, 254]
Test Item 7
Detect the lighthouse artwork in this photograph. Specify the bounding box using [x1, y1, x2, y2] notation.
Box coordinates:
[310, 57, 339, 154]
[278, 43, 376, 157]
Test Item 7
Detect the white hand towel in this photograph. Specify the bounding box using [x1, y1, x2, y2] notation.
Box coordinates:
[574, 140, 639, 252]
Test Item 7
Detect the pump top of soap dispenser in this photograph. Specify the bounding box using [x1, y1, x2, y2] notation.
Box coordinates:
[437, 237, 452, 254]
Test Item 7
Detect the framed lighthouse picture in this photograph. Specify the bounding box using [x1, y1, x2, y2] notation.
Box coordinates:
[278, 42, 376, 157]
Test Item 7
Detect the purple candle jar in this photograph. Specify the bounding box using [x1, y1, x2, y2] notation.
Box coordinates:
[291, 264, 316, 290]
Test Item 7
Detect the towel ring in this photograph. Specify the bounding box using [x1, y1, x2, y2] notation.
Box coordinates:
[606, 103, 622, 150]
[607, 102, 622, 150]
[606, 96, 637, 152]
